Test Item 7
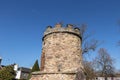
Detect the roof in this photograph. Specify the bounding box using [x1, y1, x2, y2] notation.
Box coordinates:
[18, 67, 31, 73]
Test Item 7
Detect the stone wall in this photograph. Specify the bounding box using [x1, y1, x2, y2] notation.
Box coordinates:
[31, 72, 76, 80]
[42, 32, 82, 72]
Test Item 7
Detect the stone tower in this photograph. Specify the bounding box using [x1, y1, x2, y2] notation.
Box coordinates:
[31, 24, 84, 80]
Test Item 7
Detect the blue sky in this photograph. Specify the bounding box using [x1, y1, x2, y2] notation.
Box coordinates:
[0, 0, 120, 69]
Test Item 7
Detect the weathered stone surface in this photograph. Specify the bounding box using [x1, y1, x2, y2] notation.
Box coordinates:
[31, 72, 76, 80]
[31, 24, 84, 80]
[31, 73, 75, 80]
[42, 32, 82, 72]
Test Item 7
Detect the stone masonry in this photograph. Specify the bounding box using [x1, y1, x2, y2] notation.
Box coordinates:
[31, 24, 84, 80]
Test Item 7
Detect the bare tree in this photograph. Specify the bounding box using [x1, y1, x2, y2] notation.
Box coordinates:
[72, 24, 99, 54]
[73, 24, 98, 80]
[83, 61, 96, 80]
[94, 48, 115, 78]
[78, 24, 98, 54]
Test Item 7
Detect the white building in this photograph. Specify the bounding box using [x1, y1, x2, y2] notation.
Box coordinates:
[14, 64, 31, 79]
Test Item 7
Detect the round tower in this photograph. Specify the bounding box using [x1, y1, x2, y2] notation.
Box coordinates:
[31, 24, 84, 80]
[40, 24, 82, 72]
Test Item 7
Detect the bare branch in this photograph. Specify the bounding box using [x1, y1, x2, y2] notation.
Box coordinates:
[82, 39, 98, 54]
[79, 24, 87, 38]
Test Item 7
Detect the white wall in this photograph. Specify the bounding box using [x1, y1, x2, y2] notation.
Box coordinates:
[15, 70, 21, 79]
[96, 77, 120, 80]
[14, 64, 18, 71]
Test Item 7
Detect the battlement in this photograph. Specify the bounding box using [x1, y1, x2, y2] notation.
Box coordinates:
[43, 24, 81, 39]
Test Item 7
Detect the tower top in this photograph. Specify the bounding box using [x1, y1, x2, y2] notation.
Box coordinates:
[43, 24, 81, 40]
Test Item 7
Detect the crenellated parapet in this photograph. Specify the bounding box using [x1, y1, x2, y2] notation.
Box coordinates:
[43, 24, 81, 40]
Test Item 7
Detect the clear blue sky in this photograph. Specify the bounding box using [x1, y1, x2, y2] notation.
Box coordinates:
[0, 0, 120, 69]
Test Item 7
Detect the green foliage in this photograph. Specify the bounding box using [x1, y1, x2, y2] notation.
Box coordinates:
[31, 60, 40, 72]
[28, 60, 40, 80]
[0, 65, 16, 80]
